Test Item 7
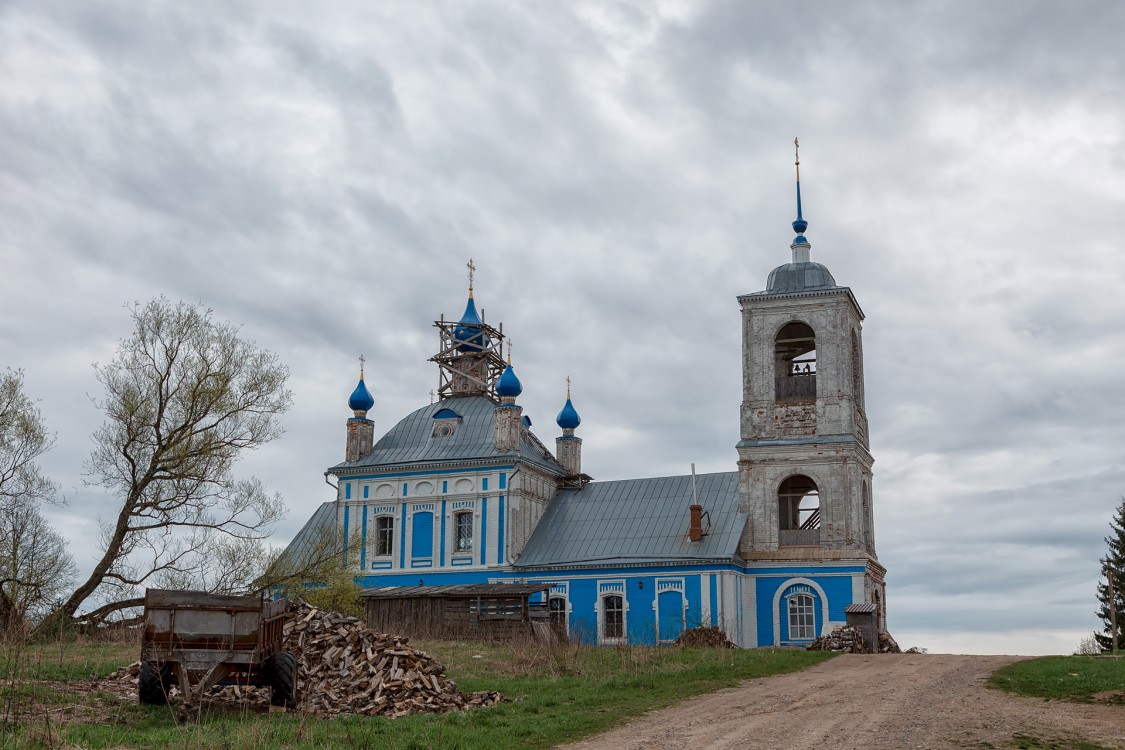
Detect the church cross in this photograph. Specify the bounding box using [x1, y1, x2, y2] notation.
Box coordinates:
[467, 258, 476, 293]
[359, 353, 366, 378]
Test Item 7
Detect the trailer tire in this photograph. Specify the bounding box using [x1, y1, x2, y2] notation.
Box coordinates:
[138, 661, 172, 705]
[268, 652, 297, 708]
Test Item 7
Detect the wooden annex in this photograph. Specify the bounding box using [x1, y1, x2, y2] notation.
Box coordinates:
[360, 584, 551, 639]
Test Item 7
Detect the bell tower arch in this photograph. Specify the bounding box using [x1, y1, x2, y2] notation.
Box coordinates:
[737, 142, 881, 589]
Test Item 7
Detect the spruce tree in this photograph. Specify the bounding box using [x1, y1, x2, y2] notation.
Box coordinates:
[1094, 498, 1125, 652]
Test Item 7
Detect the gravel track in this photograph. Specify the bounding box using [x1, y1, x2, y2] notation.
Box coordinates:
[561, 654, 1125, 750]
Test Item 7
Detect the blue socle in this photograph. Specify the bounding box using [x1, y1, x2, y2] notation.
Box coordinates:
[349, 377, 374, 416]
[453, 295, 490, 352]
[496, 363, 523, 399]
[556, 397, 581, 431]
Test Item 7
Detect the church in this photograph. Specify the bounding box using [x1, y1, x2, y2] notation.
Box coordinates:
[282, 151, 887, 647]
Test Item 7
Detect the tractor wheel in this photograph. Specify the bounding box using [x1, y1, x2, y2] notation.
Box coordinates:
[267, 652, 298, 708]
[138, 661, 172, 705]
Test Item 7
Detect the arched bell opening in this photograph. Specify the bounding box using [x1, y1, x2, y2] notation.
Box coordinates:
[775, 321, 816, 403]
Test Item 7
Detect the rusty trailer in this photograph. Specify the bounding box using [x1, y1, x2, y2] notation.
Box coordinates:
[139, 588, 296, 709]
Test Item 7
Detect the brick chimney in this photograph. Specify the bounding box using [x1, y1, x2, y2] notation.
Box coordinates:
[689, 504, 703, 542]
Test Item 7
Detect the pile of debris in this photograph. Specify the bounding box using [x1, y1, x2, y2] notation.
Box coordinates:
[104, 601, 501, 717]
[284, 600, 500, 716]
[674, 626, 735, 648]
[806, 625, 868, 653]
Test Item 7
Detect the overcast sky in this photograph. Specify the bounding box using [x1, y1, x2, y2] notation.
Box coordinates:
[2, 1, 1123, 655]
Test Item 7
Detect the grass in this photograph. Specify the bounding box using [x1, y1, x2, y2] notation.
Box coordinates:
[1007, 733, 1117, 750]
[988, 656, 1125, 702]
[1, 637, 833, 750]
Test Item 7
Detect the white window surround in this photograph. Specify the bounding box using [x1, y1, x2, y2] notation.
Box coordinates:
[596, 580, 627, 644]
[770, 577, 829, 645]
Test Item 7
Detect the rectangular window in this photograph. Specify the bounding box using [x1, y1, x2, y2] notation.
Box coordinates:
[788, 594, 815, 640]
[603, 595, 624, 640]
[499, 472, 507, 490]
[374, 516, 394, 557]
[482, 477, 489, 491]
[344, 483, 351, 500]
[454, 511, 473, 552]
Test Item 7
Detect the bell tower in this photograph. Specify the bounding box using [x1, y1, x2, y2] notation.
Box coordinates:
[737, 141, 879, 574]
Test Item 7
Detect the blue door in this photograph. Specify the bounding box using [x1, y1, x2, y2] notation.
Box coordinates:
[658, 590, 684, 642]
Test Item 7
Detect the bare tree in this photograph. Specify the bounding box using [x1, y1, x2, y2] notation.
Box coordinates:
[0, 500, 76, 632]
[0, 369, 57, 510]
[0, 370, 70, 631]
[51, 298, 292, 624]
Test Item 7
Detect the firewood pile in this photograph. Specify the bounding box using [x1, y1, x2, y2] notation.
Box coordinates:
[674, 626, 735, 648]
[806, 626, 905, 654]
[102, 601, 501, 717]
[806, 625, 868, 653]
[877, 631, 902, 653]
[284, 600, 500, 716]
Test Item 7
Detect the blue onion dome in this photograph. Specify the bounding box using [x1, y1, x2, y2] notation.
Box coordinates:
[496, 363, 523, 399]
[556, 396, 581, 431]
[453, 294, 491, 352]
[349, 377, 374, 416]
[521, 415, 532, 428]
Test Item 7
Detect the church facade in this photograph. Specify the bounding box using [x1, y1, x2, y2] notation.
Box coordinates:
[284, 163, 887, 647]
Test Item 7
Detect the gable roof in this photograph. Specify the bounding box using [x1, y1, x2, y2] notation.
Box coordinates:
[329, 395, 566, 476]
[515, 471, 744, 568]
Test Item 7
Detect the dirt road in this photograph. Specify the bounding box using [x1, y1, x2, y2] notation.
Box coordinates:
[562, 654, 1125, 750]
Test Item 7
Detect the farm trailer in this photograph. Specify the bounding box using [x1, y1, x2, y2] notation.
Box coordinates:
[139, 588, 297, 709]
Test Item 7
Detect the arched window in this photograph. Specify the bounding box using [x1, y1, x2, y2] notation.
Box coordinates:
[775, 322, 817, 403]
[851, 329, 864, 408]
[787, 593, 816, 640]
[862, 482, 875, 555]
[602, 595, 624, 640]
[778, 475, 820, 546]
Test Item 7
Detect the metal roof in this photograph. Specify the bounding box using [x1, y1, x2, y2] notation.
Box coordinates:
[329, 395, 566, 476]
[514, 471, 744, 568]
[270, 501, 336, 575]
[360, 584, 549, 599]
[844, 603, 879, 614]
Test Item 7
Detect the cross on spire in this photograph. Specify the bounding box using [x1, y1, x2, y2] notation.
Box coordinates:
[794, 136, 800, 181]
[566, 375, 571, 399]
[359, 353, 366, 379]
[506, 338, 513, 365]
[467, 257, 476, 295]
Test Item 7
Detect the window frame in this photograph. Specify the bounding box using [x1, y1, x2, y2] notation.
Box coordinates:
[453, 510, 473, 553]
[373, 515, 394, 558]
[601, 594, 625, 642]
[787, 593, 816, 640]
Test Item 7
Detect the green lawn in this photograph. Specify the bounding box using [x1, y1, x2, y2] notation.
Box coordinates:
[988, 655, 1125, 702]
[3, 638, 833, 750]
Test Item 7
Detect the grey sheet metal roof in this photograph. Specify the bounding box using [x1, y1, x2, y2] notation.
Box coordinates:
[361, 584, 549, 599]
[515, 471, 744, 568]
[270, 501, 336, 575]
[329, 395, 566, 476]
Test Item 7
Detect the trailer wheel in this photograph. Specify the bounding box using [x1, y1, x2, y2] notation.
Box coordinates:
[138, 661, 172, 705]
[268, 652, 297, 708]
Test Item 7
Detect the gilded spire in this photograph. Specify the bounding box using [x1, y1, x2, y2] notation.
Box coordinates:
[467, 257, 476, 298]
